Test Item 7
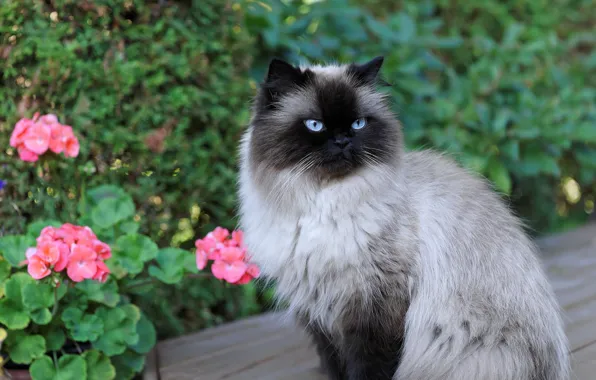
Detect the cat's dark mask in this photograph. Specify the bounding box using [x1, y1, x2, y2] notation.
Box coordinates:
[250, 57, 401, 179]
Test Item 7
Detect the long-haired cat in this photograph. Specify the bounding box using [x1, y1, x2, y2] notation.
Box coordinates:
[238, 57, 570, 380]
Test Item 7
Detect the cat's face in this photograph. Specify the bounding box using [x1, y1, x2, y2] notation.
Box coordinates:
[249, 57, 402, 179]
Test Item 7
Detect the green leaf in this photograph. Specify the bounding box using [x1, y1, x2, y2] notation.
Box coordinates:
[30, 356, 54, 380]
[111, 350, 146, 380]
[0, 235, 36, 267]
[0, 273, 33, 329]
[23, 282, 55, 311]
[30, 308, 52, 325]
[492, 109, 511, 135]
[62, 307, 84, 328]
[148, 248, 188, 284]
[119, 222, 140, 235]
[0, 258, 11, 282]
[0, 259, 10, 298]
[83, 350, 116, 380]
[0, 299, 30, 329]
[26, 220, 62, 239]
[574, 123, 596, 143]
[91, 196, 135, 229]
[5, 331, 45, 364]
[500, 141, 520, 161]
[87, 185, 129, 204]
[113, 234, 158, 275]
[129, 312, 157, 354]
[393, 12, 415, 42]
[71, 314, 104, 342]
[45, 328, 66, 351]
[30, 354, 87, 380]
[517, 150, 560, 177]
[62, 307, 104, 341]
[75, 279, 120, 307]
[92, 305, 140, 356]
[488, 159, 512, 194]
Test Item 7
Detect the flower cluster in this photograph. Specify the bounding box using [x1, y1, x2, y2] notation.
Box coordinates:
[195, 227, 259, 285]
[26, 224, 111, 283]
[9, 113, 80, 162]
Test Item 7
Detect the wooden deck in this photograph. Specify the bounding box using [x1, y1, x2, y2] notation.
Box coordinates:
[146, 223, 596, 380]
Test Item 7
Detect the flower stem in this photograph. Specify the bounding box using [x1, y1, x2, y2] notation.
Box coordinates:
[73, 341, 83, 354]
[52, 351, 59, 372]
[51, 285, 59, 317]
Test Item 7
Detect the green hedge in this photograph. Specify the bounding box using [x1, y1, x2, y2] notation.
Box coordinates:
[1, 0, 252, 242]
[0, 0, 260, 338]
[246, 0, 596, 234]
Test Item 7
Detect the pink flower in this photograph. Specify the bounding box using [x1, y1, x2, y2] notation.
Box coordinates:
[196, 249, 208, 270]
[49, 124, 67, 153]
[219, 246, 245, 262]
[28, 255, 52, 280]
[66, 244, 98, 282]
[11, 113, 80, 162]
[53, 242, 71, 272]
[92, 261, 110, 283]
[207, 227, 229, 243]
[92, 240, 111, 260]
[18, 146, 39, 162]
[229, 230, 244, 247]
[10, 118, 34, 147]
[39, 226, 56, 239]
[196, 236, 220, 260]
[35, 241, 61, 266]
[246, 264, 260, 278]
[211, 259, 247, 283]
[23, 123, 51, 155]
[194, 227, 259, 284]
[64, 135, 80, 158]
[38, 114, 58, 125]
[25, 247, 37, 259]
[234, 264, 260, 285]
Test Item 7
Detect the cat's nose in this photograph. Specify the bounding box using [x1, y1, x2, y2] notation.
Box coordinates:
[334, 136, 352, 150]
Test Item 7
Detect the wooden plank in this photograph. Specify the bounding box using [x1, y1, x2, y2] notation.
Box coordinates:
[143, 347, 160, 380]
[573, 342, 596, 380]
[152, 223, 596, 380]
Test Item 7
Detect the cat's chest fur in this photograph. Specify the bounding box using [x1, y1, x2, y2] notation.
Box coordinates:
[240, 164, 414, 332]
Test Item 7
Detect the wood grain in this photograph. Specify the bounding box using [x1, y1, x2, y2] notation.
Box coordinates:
[150, 223, 596, 380]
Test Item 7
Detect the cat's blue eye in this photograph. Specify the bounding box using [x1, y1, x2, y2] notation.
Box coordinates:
[304, 119, 325, 132]
[351, 118, 367, 130]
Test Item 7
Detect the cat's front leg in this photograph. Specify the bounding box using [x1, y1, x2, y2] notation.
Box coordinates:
[341, 328, 403, 380]
[305, 324, 345, 380]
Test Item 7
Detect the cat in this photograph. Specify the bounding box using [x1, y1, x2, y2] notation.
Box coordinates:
[237, 56, 570, 380]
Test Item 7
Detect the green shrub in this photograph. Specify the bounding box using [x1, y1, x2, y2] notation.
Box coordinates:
[0, 0, 252, 242]
[0, 0, 260, 339]
[245, 0, 596, 235]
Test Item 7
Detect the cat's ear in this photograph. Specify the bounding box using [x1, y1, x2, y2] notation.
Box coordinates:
[349, 56, 386, 85]
[266, 58, 303, 84]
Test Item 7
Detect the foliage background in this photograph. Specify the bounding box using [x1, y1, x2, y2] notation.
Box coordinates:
[1, 0, 595, 339]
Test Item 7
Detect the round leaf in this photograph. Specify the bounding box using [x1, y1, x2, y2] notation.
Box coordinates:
[91, 197, 135, 229]
[30, 354, 87, 380]
[5, 332, 45, 364]
[45, 328, 66, 351]
[83, 350, 116, 380]
[91, 305, 139, 356]
[129, 312, 156, 354]
[113, 234, 158, 275]
[70, 314, 104, 342]
[0, 236, 36, 267]
[30, 308, 52, 325]
[75, 279, 120, 307]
